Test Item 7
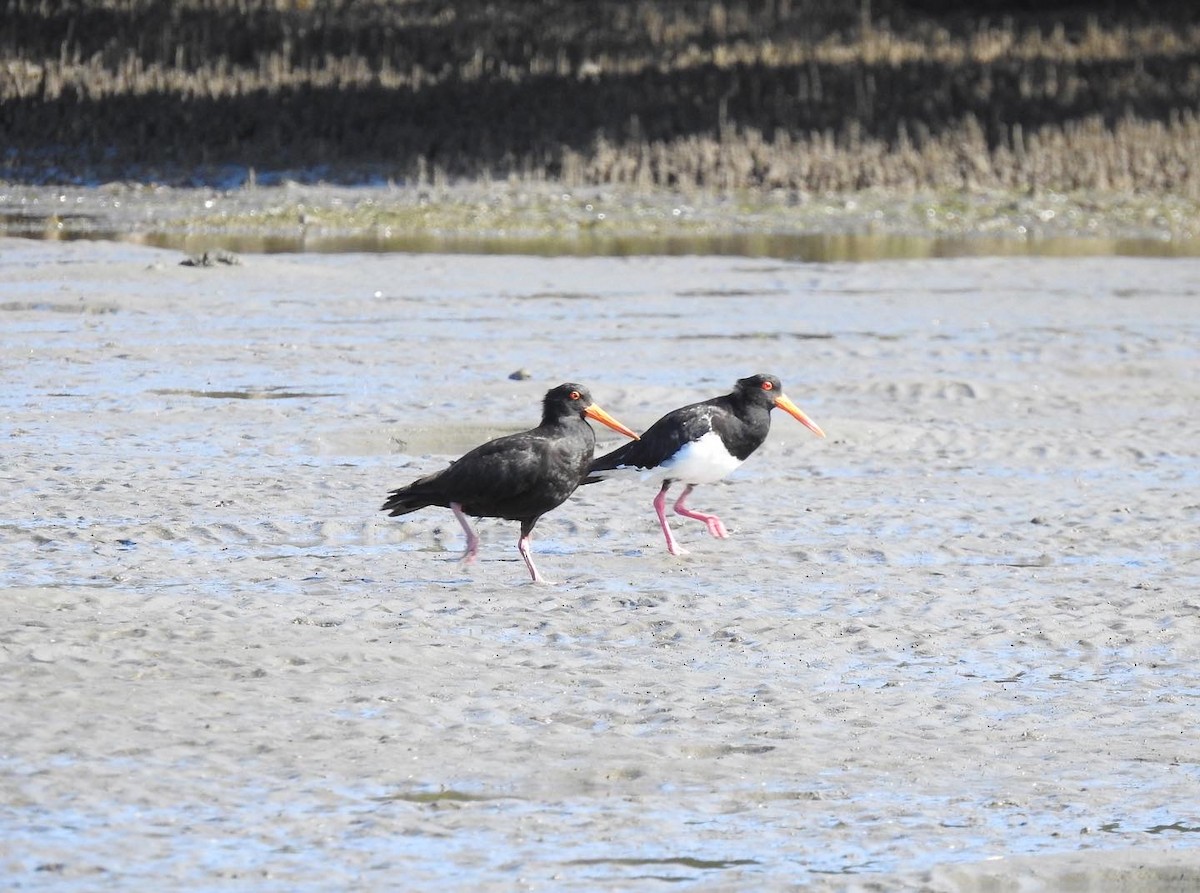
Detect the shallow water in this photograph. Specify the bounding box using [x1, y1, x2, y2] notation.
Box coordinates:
[7, 219, 1200, 261]
[4, 781, 1194, 890]
[2, 241, 1199, 890]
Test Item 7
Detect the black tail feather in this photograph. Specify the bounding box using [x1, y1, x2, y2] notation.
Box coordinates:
[381, 488, 427, 516]
[584, 441, 636, 484]
[381, 470, 446, 516]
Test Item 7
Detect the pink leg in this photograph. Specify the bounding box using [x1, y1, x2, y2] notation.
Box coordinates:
[653, 484, 688, 555]
[517, 533, 550, 584]
[517, 519, 552, 583]
[450, 503, 480, 564]
[673, 485, 729, 539]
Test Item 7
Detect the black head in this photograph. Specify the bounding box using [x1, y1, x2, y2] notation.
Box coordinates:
[542, 383, 595, 422]
[541, 383, 640, 439]
[733, 373, 825, 437]
[733, 373, 785, 408]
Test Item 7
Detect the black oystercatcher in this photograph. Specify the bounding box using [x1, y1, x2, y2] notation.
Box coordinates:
[382, 383, 638, 582]
[586, 373, 824, 555]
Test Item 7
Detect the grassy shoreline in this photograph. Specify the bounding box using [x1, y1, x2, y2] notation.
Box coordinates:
[3, 181, 1199, 259]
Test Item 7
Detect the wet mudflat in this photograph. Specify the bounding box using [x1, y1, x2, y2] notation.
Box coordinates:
[2, 237, 1198, 890]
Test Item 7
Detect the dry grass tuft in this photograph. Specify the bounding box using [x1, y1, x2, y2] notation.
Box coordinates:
[2, 1, 1198, 196]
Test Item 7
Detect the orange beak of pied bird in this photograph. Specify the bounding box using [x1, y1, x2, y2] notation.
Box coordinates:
[584, 404, 640, 440]
[775, 393, 826, 438]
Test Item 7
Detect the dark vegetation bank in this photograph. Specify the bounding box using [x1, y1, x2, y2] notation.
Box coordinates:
[2, 0, 1198, 196]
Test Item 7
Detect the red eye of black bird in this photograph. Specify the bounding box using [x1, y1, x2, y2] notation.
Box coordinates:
[569, 390, 582, 400]
[761, 381, 774, 391]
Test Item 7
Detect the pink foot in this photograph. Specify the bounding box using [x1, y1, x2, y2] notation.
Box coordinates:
[673, 486, 729, 539]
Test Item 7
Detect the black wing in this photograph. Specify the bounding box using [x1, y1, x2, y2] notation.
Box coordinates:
[385, 429, 587, 520]
[588, 398, 725, 474]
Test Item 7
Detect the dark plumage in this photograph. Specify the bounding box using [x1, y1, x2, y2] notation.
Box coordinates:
[586, 373, 825, 555]
[382, 383, 638, 582]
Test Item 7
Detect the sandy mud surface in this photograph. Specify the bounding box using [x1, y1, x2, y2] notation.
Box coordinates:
[2, 236, 1198, 889]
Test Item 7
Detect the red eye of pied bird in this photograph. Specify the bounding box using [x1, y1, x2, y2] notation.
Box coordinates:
[569, 390, 581, 400]
[761, 381, 774, 391]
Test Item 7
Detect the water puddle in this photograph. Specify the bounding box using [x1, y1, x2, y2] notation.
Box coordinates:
[1145, 822, 1200, 834]
[374, 789, 505, 805]
[150, 386, 342, 400]
[5, 211, 1200, 260]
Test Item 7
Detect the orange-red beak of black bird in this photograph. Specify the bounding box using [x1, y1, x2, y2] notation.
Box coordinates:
[584, 403, 640, 440]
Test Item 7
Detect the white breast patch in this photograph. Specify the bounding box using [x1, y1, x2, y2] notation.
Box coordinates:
[659, 431, 742, 484]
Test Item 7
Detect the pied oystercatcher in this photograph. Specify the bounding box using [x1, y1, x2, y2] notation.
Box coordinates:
[382, 383, 639, 582]
[585, 373, 824, 555]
